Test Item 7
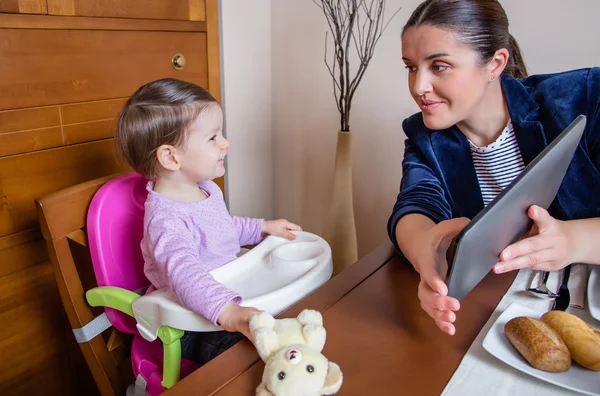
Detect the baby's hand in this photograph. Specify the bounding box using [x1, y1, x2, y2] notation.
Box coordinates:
[262, 219, 302, 240]
[217, 302, 260, 341]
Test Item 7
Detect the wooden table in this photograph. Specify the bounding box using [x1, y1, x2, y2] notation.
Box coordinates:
[164, 243, 516, 395]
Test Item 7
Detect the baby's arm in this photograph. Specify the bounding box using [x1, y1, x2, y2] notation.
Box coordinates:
[231, 216, 264, 246]
[262, 219, 302, 240]
[146, 213, 241, 326]
[217, 301, 259, 341]
[232, 217, 303, 244]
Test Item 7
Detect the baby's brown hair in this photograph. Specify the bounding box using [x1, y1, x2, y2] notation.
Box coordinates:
[116, 78, 218, 179]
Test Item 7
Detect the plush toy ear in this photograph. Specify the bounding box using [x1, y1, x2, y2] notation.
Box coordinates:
[255, 382, 275, 396]
[250, 311, 276, 332]
[321, 362, 343, 395]
[297, 309, 323, 326]
[302, 323, 326, 352]
[252, 327, 279, 362]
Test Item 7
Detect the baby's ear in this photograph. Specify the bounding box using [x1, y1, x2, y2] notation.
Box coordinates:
[321, 362, 343, 395]
[255, 382, 275, 396]
[156, 144, 180, 171]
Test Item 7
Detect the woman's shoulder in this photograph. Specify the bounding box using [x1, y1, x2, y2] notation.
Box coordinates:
[505, 68, 600, 125]
[521, 67, 599, 84]
[402, 112, 429, 140]
[401, 112, 455, 143]
[518, 67, 600, 98]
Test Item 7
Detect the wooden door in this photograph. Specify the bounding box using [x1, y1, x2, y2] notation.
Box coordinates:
[0, 1, 222, 394]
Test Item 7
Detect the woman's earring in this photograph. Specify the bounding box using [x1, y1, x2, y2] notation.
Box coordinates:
[490, 76, 496, 82]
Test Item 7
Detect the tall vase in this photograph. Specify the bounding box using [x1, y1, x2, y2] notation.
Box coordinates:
[323, 131, 358, 276]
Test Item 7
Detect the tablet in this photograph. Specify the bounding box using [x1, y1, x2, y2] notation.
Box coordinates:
[446, 115, 587, 301]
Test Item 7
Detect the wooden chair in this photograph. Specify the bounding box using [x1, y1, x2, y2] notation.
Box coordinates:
[36, 173, 133, 396]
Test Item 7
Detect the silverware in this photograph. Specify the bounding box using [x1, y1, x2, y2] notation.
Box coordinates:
[526, 271, 558, 298]
[552, 265, 572, 311]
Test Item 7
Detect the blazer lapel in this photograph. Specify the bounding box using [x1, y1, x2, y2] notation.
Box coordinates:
[431, 127, 483, 219]
[502, 74, 548, 167]
[512, 120, 547, 166]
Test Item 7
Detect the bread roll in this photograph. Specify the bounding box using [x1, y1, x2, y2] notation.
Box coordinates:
[504, 316, 571, 372]
[542, 311, 600, 371]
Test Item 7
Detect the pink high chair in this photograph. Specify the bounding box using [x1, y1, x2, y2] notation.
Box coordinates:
[81, 172, 333, 395]
[36, 170, 332, 395]
[85, 172, 199, 396]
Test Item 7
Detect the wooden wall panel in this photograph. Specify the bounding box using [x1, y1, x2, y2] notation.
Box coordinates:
[205, 0, 221, 103]
[47, 0, 206, 21]
[63, 120, 115, 145]
[0, 106, 61, 133]
[0, 228, 48, 277]
[0, 0, 221, 393]
[0, 13, 206, 31]
[0, 261, 75, 396]
[0, 107, 63, 156]
[0, 127, 64, 157]
[0, 29, 208, 111]
[62, 99, 125, 145]
[0, 0, 47, 14]
[0, 139, 128, 238]
[61, 98, 126, 124]
[0, 99, 131, 156]
[188, 0, 206, 21]
[0, 0, 21, 13]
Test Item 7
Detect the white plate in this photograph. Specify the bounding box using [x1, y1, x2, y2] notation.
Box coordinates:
[588, 266, 600, 322]
[482, 302, 600, 396]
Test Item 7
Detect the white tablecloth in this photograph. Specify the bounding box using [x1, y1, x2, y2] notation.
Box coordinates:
[442, 269, 595, 396]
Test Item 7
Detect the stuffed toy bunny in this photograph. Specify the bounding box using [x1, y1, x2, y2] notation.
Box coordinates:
[249, 309, 343, 396]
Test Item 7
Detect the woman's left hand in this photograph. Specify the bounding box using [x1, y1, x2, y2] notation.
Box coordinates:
[493, 205, 577, 273]
[262, 219, 302, 240]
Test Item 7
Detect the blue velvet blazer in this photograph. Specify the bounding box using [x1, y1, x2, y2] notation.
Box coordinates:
[388, 68, 600, 254]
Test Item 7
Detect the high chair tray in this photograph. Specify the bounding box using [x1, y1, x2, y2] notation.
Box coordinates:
[132, 231, 332, 340]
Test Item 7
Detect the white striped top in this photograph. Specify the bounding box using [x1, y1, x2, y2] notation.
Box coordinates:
[469, 121, 525, 206]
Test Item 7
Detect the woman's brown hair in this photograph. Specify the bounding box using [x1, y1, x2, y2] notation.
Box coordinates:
[116, 78, 218, 179]
[403, 0, 528, 79]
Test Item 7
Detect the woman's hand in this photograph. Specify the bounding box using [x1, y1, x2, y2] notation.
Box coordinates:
[262, 219, 302, 240]
[217, 302, 260, 341]
[413, 217, 470, 335]
[493, 205, 578, 273]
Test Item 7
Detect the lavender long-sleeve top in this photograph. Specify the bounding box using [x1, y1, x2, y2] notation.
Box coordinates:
[141, 180, 264, 326]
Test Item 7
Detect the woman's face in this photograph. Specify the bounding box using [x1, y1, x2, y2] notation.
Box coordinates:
[401, 25, 492, 130]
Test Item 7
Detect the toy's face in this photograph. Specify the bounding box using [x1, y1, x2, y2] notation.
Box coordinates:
[264, 345, 329, 395]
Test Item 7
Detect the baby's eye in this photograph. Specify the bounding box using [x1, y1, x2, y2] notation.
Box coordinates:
[306, 365, 314, 373]
[209, 135, 217, 142]
[278, 371, 286, 380]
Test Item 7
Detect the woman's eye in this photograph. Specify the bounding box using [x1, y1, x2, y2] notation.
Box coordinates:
[432, 64, 449, 72]
[404, 65, 416, 72]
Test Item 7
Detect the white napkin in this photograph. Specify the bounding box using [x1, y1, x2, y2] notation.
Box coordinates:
[528, 264, 590, 309]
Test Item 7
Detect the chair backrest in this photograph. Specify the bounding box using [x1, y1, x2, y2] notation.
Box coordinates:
[36, 173, 133, 396]
[87, 172, 149, 334]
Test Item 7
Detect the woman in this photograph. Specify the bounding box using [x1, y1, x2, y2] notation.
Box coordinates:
[388, 0, 600, 335]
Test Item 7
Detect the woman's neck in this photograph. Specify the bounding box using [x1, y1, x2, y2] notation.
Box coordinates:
[153, 175, 207, 202]
[456, 81, 510, 147]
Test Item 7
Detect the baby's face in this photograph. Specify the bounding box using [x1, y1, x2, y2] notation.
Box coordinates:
[177, 104, 229, 182]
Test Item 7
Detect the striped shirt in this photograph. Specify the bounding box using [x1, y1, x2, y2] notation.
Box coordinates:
[469, 121, 525, 206]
